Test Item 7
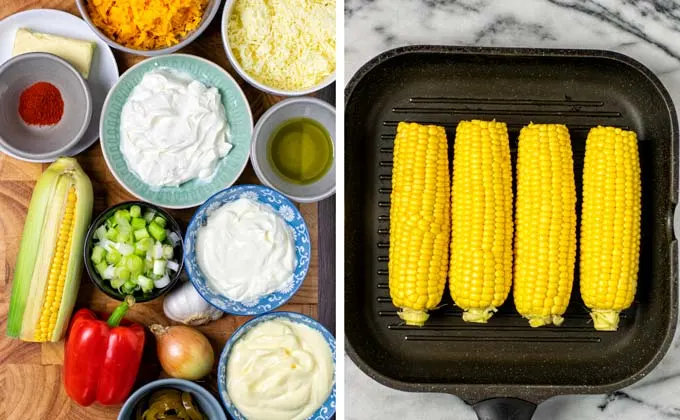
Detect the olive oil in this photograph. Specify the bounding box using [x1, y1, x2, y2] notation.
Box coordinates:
[267, 117, 333, 185]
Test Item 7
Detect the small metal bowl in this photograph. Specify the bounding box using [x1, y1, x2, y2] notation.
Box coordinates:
[250, 97, 336, 203]
[83, 201, 184, 303]
[0, 53, 92, 162]
[76, 0, 221, 56]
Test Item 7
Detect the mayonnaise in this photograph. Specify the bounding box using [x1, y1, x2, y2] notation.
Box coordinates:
[120, 68, 232, 187]
[196, 198, 295, 303]
[227, 319, 334, 420]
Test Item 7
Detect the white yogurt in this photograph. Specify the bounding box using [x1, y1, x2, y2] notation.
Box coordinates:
[196, 198, 295, 303]
[120, 68, 232, 187]
[227, 319, 334, 420]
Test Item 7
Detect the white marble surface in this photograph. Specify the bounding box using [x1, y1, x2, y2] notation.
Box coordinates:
[345, 0, 680, 419]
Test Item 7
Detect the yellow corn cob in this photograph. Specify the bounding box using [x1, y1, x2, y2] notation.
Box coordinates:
[580, 126, 641, 331]
[7, 157, 93, 342]
[449, 120, 513, 323]
[389, 122, 450, 326]
[514, 123, 577, 327]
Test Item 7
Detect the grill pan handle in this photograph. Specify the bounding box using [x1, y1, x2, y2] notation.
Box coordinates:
[473, 398, 536, 420]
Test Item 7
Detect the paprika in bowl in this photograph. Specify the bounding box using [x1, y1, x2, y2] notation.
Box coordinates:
[0, 52, 92, 162]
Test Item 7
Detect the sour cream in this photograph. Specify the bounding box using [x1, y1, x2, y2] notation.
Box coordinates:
[227, 319, 334, 420]
[120, 68, 232, 187]
[196, 198, 295, 303]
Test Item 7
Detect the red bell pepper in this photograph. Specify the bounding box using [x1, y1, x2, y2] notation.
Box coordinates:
[63, 296, 145, 406]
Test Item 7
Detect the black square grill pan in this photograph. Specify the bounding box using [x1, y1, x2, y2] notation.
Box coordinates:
[345, 46, 679, 420]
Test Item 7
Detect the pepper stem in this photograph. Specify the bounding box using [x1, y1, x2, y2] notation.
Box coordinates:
[107, 295, 136, 328]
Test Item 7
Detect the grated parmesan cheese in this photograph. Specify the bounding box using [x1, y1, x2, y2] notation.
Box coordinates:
[227, 0, 336, 91]
[87, 0, 208, 50]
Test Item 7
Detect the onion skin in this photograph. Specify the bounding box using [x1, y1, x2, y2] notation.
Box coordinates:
[150, 324, 214, 380]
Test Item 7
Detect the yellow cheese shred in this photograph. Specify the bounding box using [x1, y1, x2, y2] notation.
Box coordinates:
[87, 0, 208, 50]
[227, 0, 336, 91]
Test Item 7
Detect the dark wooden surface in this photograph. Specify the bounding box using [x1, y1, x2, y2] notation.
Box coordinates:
[318, 195, 336, 335]
[316, 84, 336, 336]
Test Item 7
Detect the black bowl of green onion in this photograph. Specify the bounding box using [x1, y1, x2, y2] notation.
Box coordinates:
[84, 201, 184, 302]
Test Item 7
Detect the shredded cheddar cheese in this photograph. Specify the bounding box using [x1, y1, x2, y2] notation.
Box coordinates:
[86, 0, 208, 50]
[227, 0, 336, 91]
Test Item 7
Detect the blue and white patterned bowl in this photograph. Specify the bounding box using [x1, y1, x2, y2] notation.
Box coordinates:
[184, 184, 311, 315]
[217, 312, 336, 420]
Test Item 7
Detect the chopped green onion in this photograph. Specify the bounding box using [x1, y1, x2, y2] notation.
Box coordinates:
[155, 273, 171, 289]
[105, 227, 119, 241]
[115, 266, 130, 281]
[131, 217, 146, 230]
[118, 229, 132, 243]
[92, 204, 177, 296]
[115, 209, 131, 222]
[153, 216, 167, 228]
[153, 259, 167, 276]
[153, 242, 163, 259]
[91, 245, 106, 264]
[100, 239, 115, 252]
[118, 243, 134, 256]
[148, 222, 166, 242]
[94, 225, 107, 241]
[167, 260, 179, 272]
[144, 257, 154, 273]
[168, 232, 181, 247]
[162, 244, 174, 259]
[134, 228, 150, 241]
[126, 254, 144, 276]
[129, 205, 142, 218]
[106, 248, 121, 265]
[122, 280, 137, 294]
[143, 210, 156, 223]
[138, 237, 155, 251]
[138, 275, 154, 293]
[110, 277, 125, 289]
[102, 265, 115, 280]
[95, 261, 108, 276]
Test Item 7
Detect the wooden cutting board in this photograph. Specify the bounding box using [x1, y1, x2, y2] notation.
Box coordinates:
[0, 2, 335, 419]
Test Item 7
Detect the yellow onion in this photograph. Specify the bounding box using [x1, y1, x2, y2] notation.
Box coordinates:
[150, 324, 214, 380]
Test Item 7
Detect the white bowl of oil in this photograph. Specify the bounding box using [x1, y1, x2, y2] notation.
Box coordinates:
[250, 97, 335, 204]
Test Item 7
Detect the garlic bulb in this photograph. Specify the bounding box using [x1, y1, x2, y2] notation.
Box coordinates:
[163, 281, 223, 325]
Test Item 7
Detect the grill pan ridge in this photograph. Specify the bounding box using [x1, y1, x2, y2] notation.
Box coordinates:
[345, 46, 678, 405]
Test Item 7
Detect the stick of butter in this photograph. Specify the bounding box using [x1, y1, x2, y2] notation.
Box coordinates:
[12, 28, 97, 79]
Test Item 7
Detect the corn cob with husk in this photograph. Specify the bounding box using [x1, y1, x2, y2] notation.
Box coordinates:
[7, 157, 93, 342]
[514, 123, 577, 327]
[449, 120, 513, 323]
[580, 126, 641, 331]
[389, 122, 450, 326]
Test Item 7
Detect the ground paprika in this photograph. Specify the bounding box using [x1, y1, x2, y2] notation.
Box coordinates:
[18, 81, 64, 126]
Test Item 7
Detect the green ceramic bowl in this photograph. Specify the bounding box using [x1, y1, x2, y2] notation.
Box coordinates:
[100, 54, 253, 209]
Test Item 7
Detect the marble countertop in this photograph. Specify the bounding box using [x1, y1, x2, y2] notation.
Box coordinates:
[344, 1, 680, 419]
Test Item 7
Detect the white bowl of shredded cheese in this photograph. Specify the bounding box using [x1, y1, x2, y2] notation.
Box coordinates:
[221, 0, 336, 96]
